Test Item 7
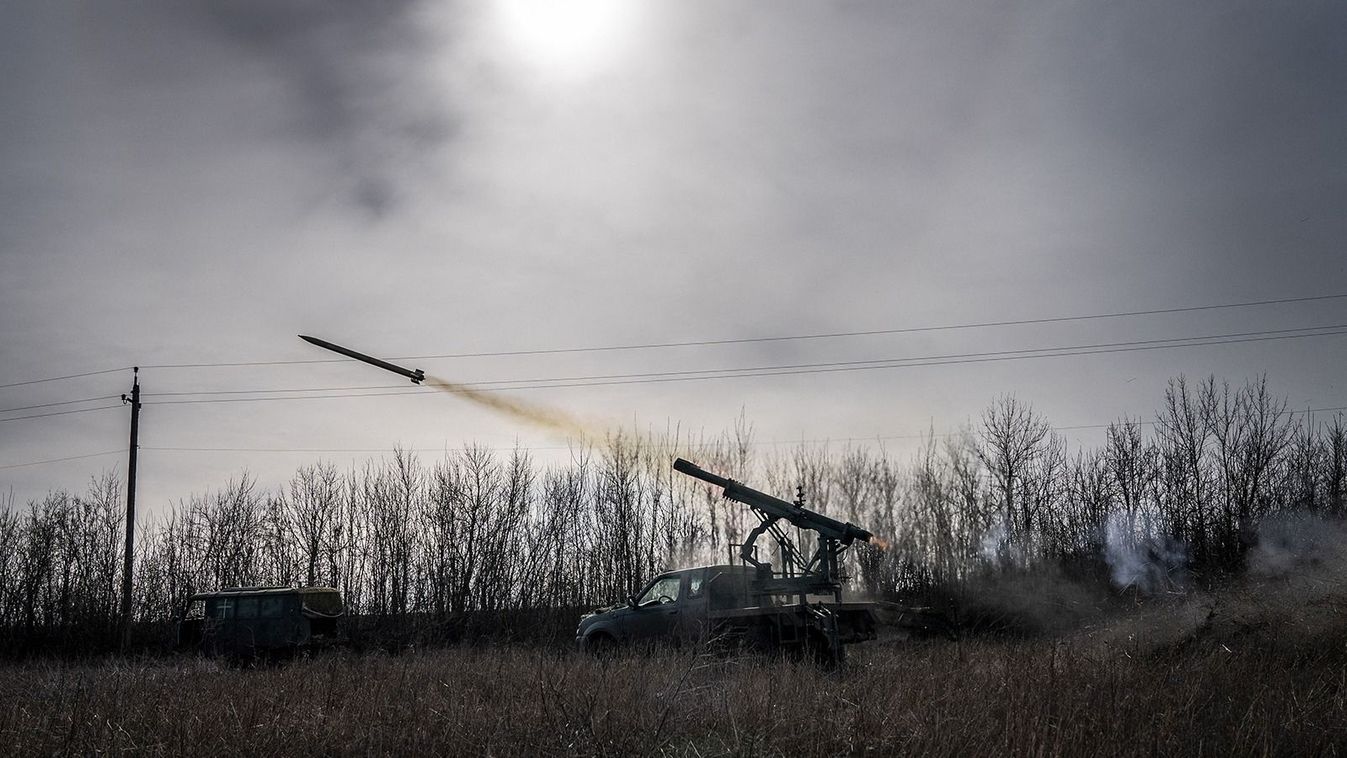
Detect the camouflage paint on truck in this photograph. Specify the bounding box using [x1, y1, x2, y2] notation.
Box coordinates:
[178, 586, 344, 659]
[576, 565, 878, 661]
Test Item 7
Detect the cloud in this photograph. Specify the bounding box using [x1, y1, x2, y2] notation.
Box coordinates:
[159, 0, 458, 218]
[2, 0, 1345, 513]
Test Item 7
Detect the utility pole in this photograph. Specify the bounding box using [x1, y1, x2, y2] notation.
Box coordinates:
[119, 367, 141, 653]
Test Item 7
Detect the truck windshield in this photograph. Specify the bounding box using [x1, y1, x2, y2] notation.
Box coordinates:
[301, 591, 344, 617]
[636, 576, 680, 607]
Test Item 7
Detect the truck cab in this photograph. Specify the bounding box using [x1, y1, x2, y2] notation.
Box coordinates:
[575, 565, 764, 651]
[178, 586, 344, 659]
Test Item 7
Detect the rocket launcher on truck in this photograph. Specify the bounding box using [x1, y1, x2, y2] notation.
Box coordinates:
[673, 458, 871, 601]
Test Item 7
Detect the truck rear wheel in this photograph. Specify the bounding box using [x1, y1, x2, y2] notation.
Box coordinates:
[805, 629, 844, 669]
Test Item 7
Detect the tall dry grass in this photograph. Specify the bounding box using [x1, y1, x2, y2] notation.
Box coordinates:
[3, 604, 1345, 757]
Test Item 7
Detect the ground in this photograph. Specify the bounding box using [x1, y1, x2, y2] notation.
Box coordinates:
[3, 586, 1346, 757]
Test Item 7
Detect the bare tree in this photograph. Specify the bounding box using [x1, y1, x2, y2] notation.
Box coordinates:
[1105, 418, 1157, 563]
[1328, 414, 1346, 517]
[284, 463, 343, 587]
[977, 394, 1051, 557]
[11, 372, 1347, 653]
[1206, 375, 1292, 563]
[1155, 376, 1213, 563]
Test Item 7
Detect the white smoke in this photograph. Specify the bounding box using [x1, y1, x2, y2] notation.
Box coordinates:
[1103, 512, 1188, 593]
[978, 520, 1031, 568]
[1248, 514, 1347, 578]
[979, 521, 1009, 563]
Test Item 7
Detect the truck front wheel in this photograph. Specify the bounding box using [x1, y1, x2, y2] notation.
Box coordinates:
[585, 632, 618, 657]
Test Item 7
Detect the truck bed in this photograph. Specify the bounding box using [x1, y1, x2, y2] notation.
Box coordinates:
[705, 601, 879, 647]
[707, 601, 878, 620]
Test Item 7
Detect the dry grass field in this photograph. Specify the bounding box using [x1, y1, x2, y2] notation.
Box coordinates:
[3, 583, 1346, 757]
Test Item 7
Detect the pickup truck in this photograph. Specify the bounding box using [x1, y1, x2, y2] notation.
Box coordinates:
[576, 565, 879, 661]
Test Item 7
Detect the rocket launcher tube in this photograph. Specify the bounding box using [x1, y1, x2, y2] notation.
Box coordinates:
[673, 458, 873, 544]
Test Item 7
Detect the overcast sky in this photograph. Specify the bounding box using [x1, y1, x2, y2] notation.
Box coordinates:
[3, 0, 1345, 512]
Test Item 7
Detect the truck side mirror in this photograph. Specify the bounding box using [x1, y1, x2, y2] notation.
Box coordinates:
[627, 595, 636, 607]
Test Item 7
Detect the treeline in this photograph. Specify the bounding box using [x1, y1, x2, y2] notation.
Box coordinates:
[0, 374, 1343, 653]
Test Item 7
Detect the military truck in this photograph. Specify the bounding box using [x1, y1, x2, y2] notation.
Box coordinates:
[576, 564, 878, 660]
[578, 459, 895, 665]
[177, 586, 345, 659]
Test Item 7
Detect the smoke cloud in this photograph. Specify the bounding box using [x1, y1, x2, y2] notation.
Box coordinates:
[978, 521, 1010, 564]
[167, 0, 455, 218]
[1248, 513, 1347, 579]
[424, 376, 602, 442]
[1103, 512, 1189, 593]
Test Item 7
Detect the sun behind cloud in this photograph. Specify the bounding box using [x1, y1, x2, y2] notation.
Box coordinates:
[494, 0, 635, 78]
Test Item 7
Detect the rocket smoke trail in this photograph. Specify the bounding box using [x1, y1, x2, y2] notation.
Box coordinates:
[423, 376, 601, 442]
[296, 337, 602, 441]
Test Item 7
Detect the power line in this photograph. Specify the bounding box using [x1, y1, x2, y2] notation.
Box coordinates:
[140, 324, 1347, 406]
[390, 323, 1347, 388]
[157, 292, 1347, 366]
[15, 323, 1335, 409]
[139, 323, 1347, 399]
[479, 326, 1347, 390]
[16, 405, 1343, 471]
[142, 441, 882, 453]
[0, 367, 131, 390]
[0, 450, 124, 470]
[0, 395, 120, 414]
[388, 292, 1347, 361]
[145, 383, 401, 398]
[0, 405, 124, 424]
[145, 446, 405, 454]
[5, 292, 1344, 387]
[133, 405, 1347, 455]
[140, 437, 961, 453]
